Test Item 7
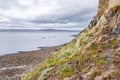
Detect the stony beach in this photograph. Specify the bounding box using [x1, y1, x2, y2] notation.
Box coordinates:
[0, 45, 64, 80]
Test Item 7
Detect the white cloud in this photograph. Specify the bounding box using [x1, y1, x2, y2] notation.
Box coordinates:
[19, 0, 34, 6]
[0, 0, 99, 30]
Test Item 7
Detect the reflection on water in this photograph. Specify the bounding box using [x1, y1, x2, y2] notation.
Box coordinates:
[0, 31, 79, 55]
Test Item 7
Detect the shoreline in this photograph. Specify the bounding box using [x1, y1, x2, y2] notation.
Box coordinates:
[0, 44, 66, 57]
[0, 44, 65, 80]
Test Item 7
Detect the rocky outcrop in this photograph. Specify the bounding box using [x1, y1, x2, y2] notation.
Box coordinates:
[98, 0, 120, 13]
[109, 0, 120, 8]
[98, 0, 109, 13]
[112, 23, 120, 35]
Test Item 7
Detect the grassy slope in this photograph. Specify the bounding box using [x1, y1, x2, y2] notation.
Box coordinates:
[23, 6, 120, 80]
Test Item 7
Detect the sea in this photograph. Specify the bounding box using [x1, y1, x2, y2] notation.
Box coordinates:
[0, 29, 80, 55]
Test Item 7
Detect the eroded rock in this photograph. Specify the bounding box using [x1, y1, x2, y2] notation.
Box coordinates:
[112, 23, 120, 35]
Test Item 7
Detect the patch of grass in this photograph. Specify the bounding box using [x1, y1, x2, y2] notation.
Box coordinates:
[99, 43, 107, 49]
[89, 50, 107, 67]
[38, 67, 53, 80]
[94, 59, 107, 67]
[70, 52, 80, 61]
[82, 67, 89, 73]
[114, 72, 120, 75]
[60, 64, 76, 78]
[90, 69, 101, 80]
[23, 41, 79, 80]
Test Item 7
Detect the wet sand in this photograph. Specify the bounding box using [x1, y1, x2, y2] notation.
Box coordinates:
[0, 45, 64, 80]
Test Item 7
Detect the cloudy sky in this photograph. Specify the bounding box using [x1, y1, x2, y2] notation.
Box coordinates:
[0, 0, 99, 30]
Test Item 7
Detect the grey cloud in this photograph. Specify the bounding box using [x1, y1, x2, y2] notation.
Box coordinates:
[29, 7, 97, 27]
[0, 0, 99, 30]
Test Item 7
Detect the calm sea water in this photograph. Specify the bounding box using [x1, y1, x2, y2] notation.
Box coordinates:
[0, 31, 79, 55]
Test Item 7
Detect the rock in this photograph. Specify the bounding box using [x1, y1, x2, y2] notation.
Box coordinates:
[115, 47, 120, 52]
[112, 23, 120, 35]
[64, 73, 81, 80]
[117, 38, 120, 46]
[88, 18, 98, 28]
[97, 35, 109, 42]
[94, 76, 103, 80]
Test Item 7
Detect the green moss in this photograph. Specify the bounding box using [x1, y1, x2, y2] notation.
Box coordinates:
[90, 69, 101, 80]
[118, 34, 120, 38]
[110, 39, 117, 48]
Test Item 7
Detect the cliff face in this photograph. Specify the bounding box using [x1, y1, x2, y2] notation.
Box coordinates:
[98, 0, 120, 13]
[98, 0, 109, 13]
[24, 0, 120, 80]
[109, 0, 120, 8]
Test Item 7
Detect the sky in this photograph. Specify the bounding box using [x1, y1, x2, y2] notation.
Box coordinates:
[0, 0, 99, 31]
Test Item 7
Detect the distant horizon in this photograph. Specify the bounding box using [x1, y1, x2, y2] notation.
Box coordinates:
[0, 28, 82, 32]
